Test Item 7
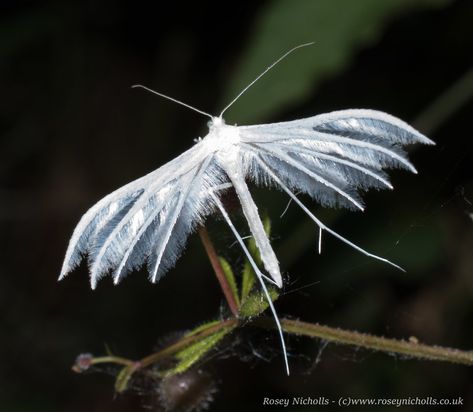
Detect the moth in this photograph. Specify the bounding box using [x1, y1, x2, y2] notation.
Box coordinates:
[59, 44, 433, 374]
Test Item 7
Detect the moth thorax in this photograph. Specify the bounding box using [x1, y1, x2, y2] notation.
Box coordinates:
[205, 117, 240, 151]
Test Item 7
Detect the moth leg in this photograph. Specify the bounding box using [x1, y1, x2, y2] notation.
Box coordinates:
[212, 182, 234, 192]
[318, 227, 323, 255]
[222, 160, 282, 287]
[209, 190, 290, 375]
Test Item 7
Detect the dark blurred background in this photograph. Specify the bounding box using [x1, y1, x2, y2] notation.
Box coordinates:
[2, 0, 473, 411]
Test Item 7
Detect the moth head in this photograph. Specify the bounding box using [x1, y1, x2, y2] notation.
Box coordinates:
[207, 116, 225, 130]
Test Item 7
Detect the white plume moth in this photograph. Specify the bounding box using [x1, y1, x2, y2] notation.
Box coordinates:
[59, 44, 434, 375]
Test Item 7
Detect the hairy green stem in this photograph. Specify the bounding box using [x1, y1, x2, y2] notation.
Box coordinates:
[278, 318, 473, 366]
[77, 316, 473, 380]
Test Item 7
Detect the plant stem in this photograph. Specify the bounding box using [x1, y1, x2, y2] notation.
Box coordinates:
[76, 316, 473, 380]
[79, 355, 133, 370]
[74, 318, 238, 375]
[199, 227, 240, 316]
[278, 318, 473, 366]
[139, 318, 238, 368]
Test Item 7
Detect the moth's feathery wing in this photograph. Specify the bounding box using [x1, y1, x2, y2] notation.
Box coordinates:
[234, 109, 431, 271]
[239, 109, 433, 209]
[147, 154, 215, 283]
[60, 143, 220, 287]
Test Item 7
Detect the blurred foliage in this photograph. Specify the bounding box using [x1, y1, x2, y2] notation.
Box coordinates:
[223, 0, 452, 123]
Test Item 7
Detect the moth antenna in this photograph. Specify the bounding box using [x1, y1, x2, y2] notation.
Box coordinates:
[219, 42, 315, 117]
[132, 85, 214, 119]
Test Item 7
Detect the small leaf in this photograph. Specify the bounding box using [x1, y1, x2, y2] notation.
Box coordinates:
[239, 288, 279, 318]
[218, 257, 240, 306]
[167, 328, 232, 375]
[241, 262, 256, 304]
[115, 365, 135, 393]
[241, 215, 272, 302]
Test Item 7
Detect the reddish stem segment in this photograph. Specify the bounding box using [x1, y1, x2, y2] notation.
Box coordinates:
[199, 227, 240, 317]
